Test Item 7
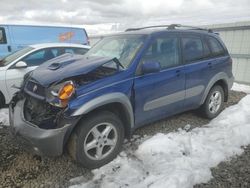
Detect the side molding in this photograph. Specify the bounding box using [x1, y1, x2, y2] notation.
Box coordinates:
[72, 93, 134, 128]
[144, 85, 204, 111]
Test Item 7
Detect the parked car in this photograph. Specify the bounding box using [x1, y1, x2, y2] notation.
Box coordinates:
[9, 24, 234, 169]
[0, 24, 89, 58]
[0, 43, 90, 107]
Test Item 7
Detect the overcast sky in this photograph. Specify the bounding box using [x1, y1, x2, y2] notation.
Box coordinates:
[0, 0, 250, 34]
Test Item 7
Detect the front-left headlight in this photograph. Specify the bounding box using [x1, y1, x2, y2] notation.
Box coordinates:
[46, 81, 75, 108]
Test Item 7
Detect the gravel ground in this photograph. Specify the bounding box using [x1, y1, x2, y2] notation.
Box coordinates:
[195, 145, 250, 188]
[0, 90, 247, 188]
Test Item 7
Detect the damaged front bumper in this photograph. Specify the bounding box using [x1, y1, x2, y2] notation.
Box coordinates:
[9, 99, 79, 156]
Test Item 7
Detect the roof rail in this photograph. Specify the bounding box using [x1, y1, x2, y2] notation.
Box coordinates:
[170, 24, 213, 32]
[125, 25, 171, 32]
[125, 24, 213, 33]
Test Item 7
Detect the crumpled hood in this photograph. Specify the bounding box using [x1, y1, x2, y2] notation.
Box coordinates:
[30, 54, 115, 87]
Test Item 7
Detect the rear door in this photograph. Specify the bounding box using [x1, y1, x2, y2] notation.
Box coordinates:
[0, 26, 11, 58]
[182, 34, 214, 109]
[134, 34, 186, 127]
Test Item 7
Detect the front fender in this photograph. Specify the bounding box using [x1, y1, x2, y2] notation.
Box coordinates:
[71, 92, 134, 129]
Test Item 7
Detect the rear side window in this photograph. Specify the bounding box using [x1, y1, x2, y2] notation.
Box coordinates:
[182, 37, 203, 63]
[0, 27, 7, 44]
[207, 37, 225, 57]
[141, 36, 180, 69]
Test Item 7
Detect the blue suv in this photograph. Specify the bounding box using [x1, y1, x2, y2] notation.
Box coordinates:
[9, 24, 234, 169]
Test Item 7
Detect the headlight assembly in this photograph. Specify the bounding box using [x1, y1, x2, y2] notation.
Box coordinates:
[46, 81, 75, 108]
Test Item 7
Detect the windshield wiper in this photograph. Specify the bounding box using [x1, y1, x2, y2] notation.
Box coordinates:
[113, 58, 125, 70]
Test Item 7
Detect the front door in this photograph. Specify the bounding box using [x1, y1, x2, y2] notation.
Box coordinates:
[134, 34, 185, 127]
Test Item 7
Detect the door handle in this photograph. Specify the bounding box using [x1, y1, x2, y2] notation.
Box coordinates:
[176, 70, 181, 77]
[208, 62, 212, 68]
[7, 45, 11, 52]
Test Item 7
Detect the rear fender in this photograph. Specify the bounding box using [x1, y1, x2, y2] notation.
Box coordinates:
[200, 72, 234, 105]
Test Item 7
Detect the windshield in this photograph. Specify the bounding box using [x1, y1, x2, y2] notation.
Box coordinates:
[0, 47, 34, 67]
[85, 35, 145, 68]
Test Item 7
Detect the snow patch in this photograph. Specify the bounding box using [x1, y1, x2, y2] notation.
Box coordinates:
[232, 83, 250, 94]
[71, 95, 250, 188]
[0, 108, 9, 127]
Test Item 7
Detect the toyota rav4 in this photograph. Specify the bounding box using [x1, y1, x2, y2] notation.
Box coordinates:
[9, 24, 234, 169]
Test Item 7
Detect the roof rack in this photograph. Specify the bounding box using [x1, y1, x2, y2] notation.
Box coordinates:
[125, 24, 213, 33]
[125, 25, 171, 32]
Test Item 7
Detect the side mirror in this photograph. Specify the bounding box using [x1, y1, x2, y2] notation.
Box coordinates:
[141, 61, 160, 74]
[15, 61, 27, 68]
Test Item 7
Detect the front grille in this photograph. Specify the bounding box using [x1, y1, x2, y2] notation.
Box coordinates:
[25, 80, 45, 98]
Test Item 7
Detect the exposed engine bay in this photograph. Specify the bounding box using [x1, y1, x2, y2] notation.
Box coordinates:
[74, 65, 117, 85]
[23, 96, 63, 129]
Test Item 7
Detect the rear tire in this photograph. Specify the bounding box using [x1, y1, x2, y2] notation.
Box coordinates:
[201, 85, 224, 119]
[67, 111, 124, 169]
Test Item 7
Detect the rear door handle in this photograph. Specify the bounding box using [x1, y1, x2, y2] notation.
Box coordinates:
[176, 70, 181, 77]
[7, 45, 11, 52]
[208, 62, 213, 68]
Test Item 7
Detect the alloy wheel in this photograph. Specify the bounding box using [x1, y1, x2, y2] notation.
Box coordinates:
[208, 91, 222, 114]
[83, 122, 118, 161]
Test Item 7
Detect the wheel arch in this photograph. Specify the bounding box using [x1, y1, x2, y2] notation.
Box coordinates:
[71, 93, 134, 138]
[213, 79, 228, 102]
[201, 72, 230, 105]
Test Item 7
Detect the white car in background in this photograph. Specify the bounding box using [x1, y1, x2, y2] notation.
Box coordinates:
[0, 43, 90, 108]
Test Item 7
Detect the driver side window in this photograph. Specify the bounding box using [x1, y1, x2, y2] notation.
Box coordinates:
[141, 36, 180, 70]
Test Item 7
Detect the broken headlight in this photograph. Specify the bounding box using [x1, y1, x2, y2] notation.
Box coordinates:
[46, 81, 75, 108]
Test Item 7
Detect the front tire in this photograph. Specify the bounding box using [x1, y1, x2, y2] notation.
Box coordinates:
[68, 111, 124, 169]
[201, 85, 224, 119]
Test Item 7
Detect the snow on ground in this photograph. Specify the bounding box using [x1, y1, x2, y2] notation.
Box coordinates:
[71, 84, 250, 188]
[232, 82, 250, 94]
[0, 108, 9, 127]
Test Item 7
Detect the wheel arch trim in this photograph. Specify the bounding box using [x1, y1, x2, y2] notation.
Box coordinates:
[71, 92, 134, 128]
[200, 72, 233, 105]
